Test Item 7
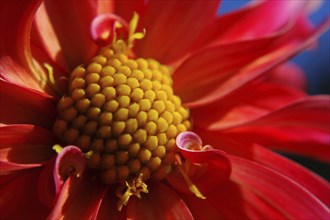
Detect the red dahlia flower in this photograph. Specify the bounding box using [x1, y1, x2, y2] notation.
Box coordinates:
[1, 0, 329, 219]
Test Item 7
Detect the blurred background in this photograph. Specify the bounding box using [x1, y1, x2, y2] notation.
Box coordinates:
[219, 0, 330, 180]
[219, 0, 330, 94]
[291, 0, 330, 94]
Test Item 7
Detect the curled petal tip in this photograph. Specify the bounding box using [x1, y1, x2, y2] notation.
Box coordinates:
[176, 131, 203, 151]
[90, 13, 128, 47]
[53, 145, 86, 193]
[171, 132, 232, 195]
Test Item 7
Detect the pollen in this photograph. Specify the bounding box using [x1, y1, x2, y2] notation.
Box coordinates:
[53, 46, 192, 184]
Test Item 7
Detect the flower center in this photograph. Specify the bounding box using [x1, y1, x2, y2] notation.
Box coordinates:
[53, 40, 191, 184]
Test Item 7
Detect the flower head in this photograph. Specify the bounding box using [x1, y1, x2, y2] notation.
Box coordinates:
[1, 0, 329, 219]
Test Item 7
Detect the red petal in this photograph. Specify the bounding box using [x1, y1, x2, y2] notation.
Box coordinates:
[135, 0, 221, 64]
[93, 187, 126, 220]
[0, 125, 56, 174]
[113, 0, 146, 23]
[48, 175, 105, 220]
[252, 145, 330, 207]
[31, 4, 69, 92]
[96, 0, 114, 14]
[174, 17, 329, 107]
[53, 145, 86, 194]
[218, 1, 308, 43]
[95, 0, 146, 20]
[193, 127, 252, 159]
[126, 182, 194, 220]
[173, 37, 278, 105]
[177, 194, 222, 219]
[43, 1, 98, 70]
[0, 169, 49, 219]
[191, 81, 305, 130]
[0, 161, 41, 174]
[191, 2, 260, 50]
[230, 156, 329, 219]
[29, 43, 69, 97]
[192, 0, 314, 51]
[0, 79, 56, 127]
[268, 62, 307, 90]
[181, 181, 286, 219]
[224, 96, 330, 162]
[0, 170, 26, 185]
[0, 56, 43, 92]
[167, 132, 231, 195]
[31, 3, 69, 73]
[37, 158, 57, 209]
[0, 0, 42, 72]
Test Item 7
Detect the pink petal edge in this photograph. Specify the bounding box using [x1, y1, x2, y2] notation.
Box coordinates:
[168, 131, 231, 195]
[53, 145, 86, 194]
[90, 13, 128, 47]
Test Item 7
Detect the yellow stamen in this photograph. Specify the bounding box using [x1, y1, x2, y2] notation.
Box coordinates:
[53, 144, 63, 154]
[43, 63, 67, 95]
[52, 13, 193, 213]
[44, 63, 60, 94]
[128, 12, 146, 49]
[175, 155, 206, 199]
[44, 63, 56, 85]
[84, 150, 94, 159]
[112, 12, 146, 54]
[117, 173, 148, 211]
[100, 31, 111, 41]
[115, 21, 123, 29]
[53, 49, 191, 184]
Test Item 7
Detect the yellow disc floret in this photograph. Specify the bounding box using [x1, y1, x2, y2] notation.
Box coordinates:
[53, 45, 191, 185]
